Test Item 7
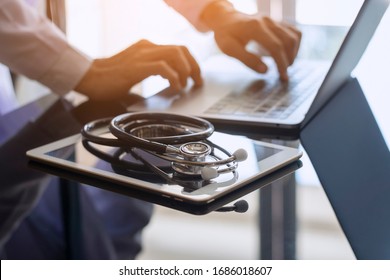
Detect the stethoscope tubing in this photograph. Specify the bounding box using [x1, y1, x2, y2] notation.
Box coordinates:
[81, 117, 121, 146]
[81, 112, 215, 150]
[109, 112, 214, 153]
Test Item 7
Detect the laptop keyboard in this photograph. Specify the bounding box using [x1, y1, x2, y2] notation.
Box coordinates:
[205, 62, 327, 119]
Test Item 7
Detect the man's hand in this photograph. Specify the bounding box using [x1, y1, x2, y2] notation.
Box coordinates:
[202, 1, 301, 81]
[75, 40, 203, 100]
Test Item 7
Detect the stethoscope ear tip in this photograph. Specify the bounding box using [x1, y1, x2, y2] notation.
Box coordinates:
[233, 148, 248, 162]
[201, 167, 219, 180]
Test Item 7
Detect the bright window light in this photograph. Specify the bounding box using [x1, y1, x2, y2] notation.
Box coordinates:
[296, 0, 364, 26]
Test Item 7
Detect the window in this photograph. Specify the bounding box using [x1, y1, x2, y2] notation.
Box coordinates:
[296, 0, 364, 26]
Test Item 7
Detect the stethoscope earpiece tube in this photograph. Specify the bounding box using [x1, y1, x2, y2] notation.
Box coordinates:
[81, 117, 120, 146]
[110, 112, 214, 146]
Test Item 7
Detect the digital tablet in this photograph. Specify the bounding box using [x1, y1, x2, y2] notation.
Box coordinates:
[27, 132, 302, 214]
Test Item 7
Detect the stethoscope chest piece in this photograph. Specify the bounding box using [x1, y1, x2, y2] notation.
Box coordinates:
[172, 142, 215, 178]
[180, 142, 211, 160]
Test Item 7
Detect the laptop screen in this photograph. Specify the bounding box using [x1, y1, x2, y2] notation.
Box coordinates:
[302, 0, 390, 128]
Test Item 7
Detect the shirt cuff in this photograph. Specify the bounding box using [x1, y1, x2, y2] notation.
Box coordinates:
[37, 47, 92, 96]
[164, 0, 219, 32]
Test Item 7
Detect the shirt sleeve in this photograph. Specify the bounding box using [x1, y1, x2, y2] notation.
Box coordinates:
[164, 0, 219, 32]
[0, 0, 92, 95]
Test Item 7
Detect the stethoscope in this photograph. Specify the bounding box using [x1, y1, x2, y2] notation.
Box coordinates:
[81, 112, 248, 180]
[81, 112, 249, 212]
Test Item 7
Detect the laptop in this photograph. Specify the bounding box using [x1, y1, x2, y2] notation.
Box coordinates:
[128, 0, 390, 139]
[27, 131, 302, 215]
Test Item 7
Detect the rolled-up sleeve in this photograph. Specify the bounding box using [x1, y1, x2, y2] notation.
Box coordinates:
[164, 0, 218, 32]
[0, 0, 92, 95]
